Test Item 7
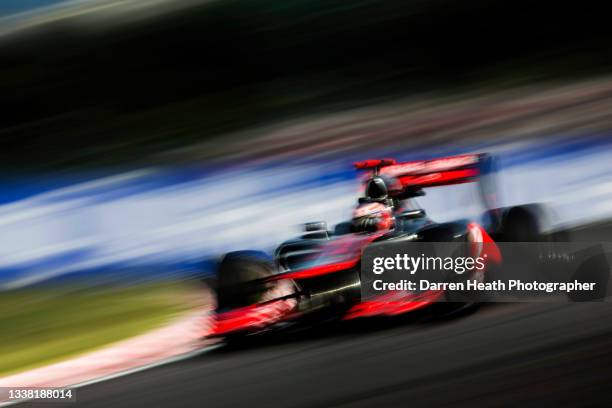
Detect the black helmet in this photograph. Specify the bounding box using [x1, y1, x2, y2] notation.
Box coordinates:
[364, 175, 402, 201]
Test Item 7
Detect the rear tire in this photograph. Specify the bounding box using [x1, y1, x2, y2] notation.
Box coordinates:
[501, 206, 542, 242]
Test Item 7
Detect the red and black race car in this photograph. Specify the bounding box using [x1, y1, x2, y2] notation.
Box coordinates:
[210, 153, 550, 338]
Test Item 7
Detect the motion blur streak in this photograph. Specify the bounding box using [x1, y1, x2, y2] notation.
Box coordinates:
[2, 0, 612, 406]
[343, 290, 444, 319]
[1, 135, 611, 289]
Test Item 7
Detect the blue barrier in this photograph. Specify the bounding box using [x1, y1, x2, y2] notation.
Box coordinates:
[0, 135, 611, 289]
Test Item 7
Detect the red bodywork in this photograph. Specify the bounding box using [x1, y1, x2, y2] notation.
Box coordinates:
[355, 153, 482, 189]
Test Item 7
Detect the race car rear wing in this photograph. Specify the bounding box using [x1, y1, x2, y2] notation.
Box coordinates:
[354, 154, 488, 186]
[354, 153, 498, 209]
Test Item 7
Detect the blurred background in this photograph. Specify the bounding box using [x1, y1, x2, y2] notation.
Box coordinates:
[1, 0, 612, 403]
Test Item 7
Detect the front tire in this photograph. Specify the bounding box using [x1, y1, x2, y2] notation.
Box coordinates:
[216, 252, 273, 311]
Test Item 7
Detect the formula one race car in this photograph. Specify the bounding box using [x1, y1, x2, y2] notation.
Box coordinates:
[211, 153, 552, 338]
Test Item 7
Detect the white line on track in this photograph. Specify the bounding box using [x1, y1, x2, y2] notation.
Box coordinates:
[0, 344, 221, 407]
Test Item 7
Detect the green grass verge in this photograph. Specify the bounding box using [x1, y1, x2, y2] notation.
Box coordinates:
[0, 282, 199, 377]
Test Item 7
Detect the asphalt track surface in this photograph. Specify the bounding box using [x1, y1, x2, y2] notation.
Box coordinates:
[26, 223, 612, 407]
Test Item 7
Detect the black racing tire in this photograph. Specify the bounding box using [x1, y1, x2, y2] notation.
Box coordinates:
[501, 206, 542, 242]
[216, 252, 273, 311]
[568, 247, 610, 302]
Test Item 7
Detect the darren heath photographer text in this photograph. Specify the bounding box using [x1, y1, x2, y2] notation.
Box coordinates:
[372, 278, 596, 293]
